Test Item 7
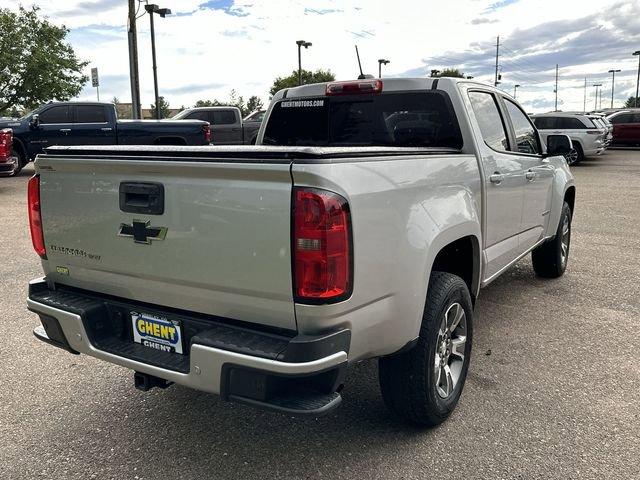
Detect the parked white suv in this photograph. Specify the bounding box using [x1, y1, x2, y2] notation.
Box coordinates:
[532, 113, 606, 164]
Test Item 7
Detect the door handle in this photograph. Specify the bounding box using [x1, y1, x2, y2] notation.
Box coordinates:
[101, 127, 113, 132]
[489, 173, 504, 184]
[525, 171, 536, 181]
[59, 128, 71, 134]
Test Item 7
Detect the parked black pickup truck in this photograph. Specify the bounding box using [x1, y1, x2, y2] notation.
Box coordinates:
[0, 101, 211, 175]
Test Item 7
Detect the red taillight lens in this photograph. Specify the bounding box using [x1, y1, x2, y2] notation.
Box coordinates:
[203, 124, 211, 143]
[293, 188, 352, 302]
[28, 175, 46, 258]
[0, 128, 12, 160]
[325, 79, 383, 96]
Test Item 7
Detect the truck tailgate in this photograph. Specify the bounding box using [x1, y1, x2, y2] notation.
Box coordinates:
[36, 155, 296, 331]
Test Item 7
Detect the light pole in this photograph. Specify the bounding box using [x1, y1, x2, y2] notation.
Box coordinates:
[296, 40, 312, 86]
[593, 83, 602, 110]
[608, 69, 621, 109]
[145, 4, 171, 119]
[633, 51, 640, 108]
[513, 84, 520, 99]
[378, 59, 390, 78]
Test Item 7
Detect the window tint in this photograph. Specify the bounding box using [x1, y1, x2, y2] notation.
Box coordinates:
[75, 105, 107, 123]
[212, 110, 238, 125]
[633, 113, 640, 123]
[533, 117, 557, 130]
[468, 91, 509, 151]
[186, 111, 210, 122]
[39, 106, 71, 124]
[610, 113, 633, 124]
[263, 92, 463, 148]
[557, 117, 587, 129]
[504, 100, 540, 154]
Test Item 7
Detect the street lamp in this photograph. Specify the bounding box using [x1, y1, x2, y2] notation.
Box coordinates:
[633, 51, 640, 108]
[593, 83, 602, 110]
[513, 84, 520, 99]
[608, 69, 621, 109]
[145, 4, 172, 119]
[378, 59, 390, 78]
[296, 40, 312, 86]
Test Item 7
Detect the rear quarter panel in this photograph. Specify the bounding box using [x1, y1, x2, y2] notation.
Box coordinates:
[292, 154, 482, 361]
[116, 120, 208, 145]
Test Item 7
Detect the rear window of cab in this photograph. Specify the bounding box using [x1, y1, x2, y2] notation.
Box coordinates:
[263, 91, 463, 149]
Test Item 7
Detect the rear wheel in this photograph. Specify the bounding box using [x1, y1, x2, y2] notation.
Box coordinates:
[532, 201, 572, 278]
[379, 272, 473, 426]
[566, 142, 584, 165]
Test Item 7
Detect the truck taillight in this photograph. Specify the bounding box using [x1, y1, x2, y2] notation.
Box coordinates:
[203, 124, 211, 143]
[28, 175, 46, 258]
[0, 128, 12, 159]
[325, 79, 383, 96]
[293, 188, 352, 303]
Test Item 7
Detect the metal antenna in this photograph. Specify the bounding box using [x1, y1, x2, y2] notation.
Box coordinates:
[355, 45, 365, 79]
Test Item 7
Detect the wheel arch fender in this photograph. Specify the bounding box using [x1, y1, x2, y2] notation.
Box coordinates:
[546, 162, 576, 238]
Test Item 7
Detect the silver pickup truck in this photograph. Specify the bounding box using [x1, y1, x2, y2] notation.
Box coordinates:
[27, 78, 575, 426]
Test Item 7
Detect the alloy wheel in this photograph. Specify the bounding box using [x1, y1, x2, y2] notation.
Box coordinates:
[434, 302, 467, 399]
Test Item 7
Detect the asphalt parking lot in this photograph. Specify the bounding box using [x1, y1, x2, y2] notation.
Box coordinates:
[1, 150, 639, 480]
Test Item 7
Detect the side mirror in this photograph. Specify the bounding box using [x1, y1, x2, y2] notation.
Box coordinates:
[29, 114, 40, 129]
[546, 134, 572, 156]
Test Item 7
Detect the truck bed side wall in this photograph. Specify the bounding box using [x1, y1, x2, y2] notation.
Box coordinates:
[292, 154, 482, 361]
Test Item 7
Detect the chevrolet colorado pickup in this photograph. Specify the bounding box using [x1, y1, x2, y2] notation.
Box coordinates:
[27, 78, 575, 425]
[0, 101, 211, 176]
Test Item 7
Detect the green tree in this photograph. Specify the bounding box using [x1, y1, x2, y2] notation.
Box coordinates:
[245, 95, 263, 115]
[194, 91, 264, 116]
[0, 6, 88, 115]
[150, 96, 170, 119]
[624, 96, 639, 108]
[269, 69, 336, 96]
[430, 68, 465, 78]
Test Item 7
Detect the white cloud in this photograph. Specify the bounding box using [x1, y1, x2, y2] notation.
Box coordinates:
[2, 0, 639, 112]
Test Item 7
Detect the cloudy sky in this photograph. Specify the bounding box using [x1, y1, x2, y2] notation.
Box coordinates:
[3, 0, 640, 112]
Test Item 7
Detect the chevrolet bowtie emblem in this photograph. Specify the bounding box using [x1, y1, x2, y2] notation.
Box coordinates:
[118, 220, 167, 244]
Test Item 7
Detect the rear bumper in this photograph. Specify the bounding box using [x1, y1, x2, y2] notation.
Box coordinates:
[28, 278, 349, 415]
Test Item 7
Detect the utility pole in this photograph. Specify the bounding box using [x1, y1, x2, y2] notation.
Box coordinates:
[593, 83, 602, 110]
[554, 64, 559, 111]
[494, 36, 500, 86]
[296, 40, 312, 86]
[513, 84, 520, 98]
[634, 51, 640, 108]
[583, 77, 587, 113]
[608, 69, 621, 109]
[127, 0, 141, 119]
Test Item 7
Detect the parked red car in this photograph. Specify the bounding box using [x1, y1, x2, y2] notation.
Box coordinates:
[0, 128, 16, 175]
[607, 110, 640, 146]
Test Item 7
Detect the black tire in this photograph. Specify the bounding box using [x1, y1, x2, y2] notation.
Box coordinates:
[8, 147, 25, 176]
[571, 142, 584, 164]
[532, 201, 572, 278]
[379, 271, 473, 426]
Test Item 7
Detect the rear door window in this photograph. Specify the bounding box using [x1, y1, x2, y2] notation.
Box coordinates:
[263, 92, 463, 148]
[74, 105, 108, 123]
[533, 117, 557, 130]
[558, 117, 587, 129]
[504, 99, 540, 154]
[212, 110, 238, 125]
[468, 91, 509, 151]
[39, 106, 71, 124]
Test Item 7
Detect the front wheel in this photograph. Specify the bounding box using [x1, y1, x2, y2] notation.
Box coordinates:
[532, 201, 572, 278]
[5, 148, 25, 176]
[379, 272, 473, 426]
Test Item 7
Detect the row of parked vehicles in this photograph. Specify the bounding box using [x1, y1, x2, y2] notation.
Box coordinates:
[0, 102, 266, 176]
[531, 108, 640, 165]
